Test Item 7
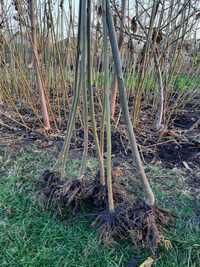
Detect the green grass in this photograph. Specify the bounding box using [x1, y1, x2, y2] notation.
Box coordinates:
[173, 74, 200, 91]
[0, 145, 200, 266]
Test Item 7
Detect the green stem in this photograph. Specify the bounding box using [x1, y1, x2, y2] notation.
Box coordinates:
[103, 0, 114, 213]
[55, 0, 82, 177]
[87, 0, 105, 185]
[80, 0, 88, 176]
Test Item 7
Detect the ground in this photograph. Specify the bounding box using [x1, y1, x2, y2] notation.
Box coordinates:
[0, 140, 200, 267]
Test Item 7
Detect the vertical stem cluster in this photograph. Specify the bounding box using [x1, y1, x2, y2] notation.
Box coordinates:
[102, 0, 114, 213]
[57, 0, 106, 182]
[56, 0, 83, 177]
[87, 0, 105, 185]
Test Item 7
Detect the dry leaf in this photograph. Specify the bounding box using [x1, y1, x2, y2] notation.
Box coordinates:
[139, 257, 154, 267]
[163, 239, 173, 250]
[160, 129, 179, 137]
[112, 166, 124, 177]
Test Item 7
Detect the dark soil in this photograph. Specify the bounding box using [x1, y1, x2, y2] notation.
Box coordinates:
[172, 113, 198, 129]
[1, 94, 200, 169]
[157, 142, 200, 167]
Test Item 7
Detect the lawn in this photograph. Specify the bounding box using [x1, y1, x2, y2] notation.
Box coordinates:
[0, 144, 200, 267]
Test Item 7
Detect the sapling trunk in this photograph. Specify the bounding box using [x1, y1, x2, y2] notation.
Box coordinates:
[110, 0, 127, 119]
[80, 0, 88, 176]
[87, 0, 105, 185]
[55, 0, 82, 177]
[103, 0, 115, 213]
[28, 0, 50, 130]
[105, 0, 155, 206]
[154, 52, 164, 130]
[100, 88, 106, 163]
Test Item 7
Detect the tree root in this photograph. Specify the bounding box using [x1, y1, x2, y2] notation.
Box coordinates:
[92, 201, 173, 254]
[41, 170, 96, 212]
[41, 170, 129, 211]
[41, 170, 173, 254]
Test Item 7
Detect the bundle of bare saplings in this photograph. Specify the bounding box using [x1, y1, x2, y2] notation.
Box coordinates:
[41, 0, 173, 256]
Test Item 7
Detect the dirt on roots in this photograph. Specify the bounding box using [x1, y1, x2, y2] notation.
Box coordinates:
[41, 169, 173, 254]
